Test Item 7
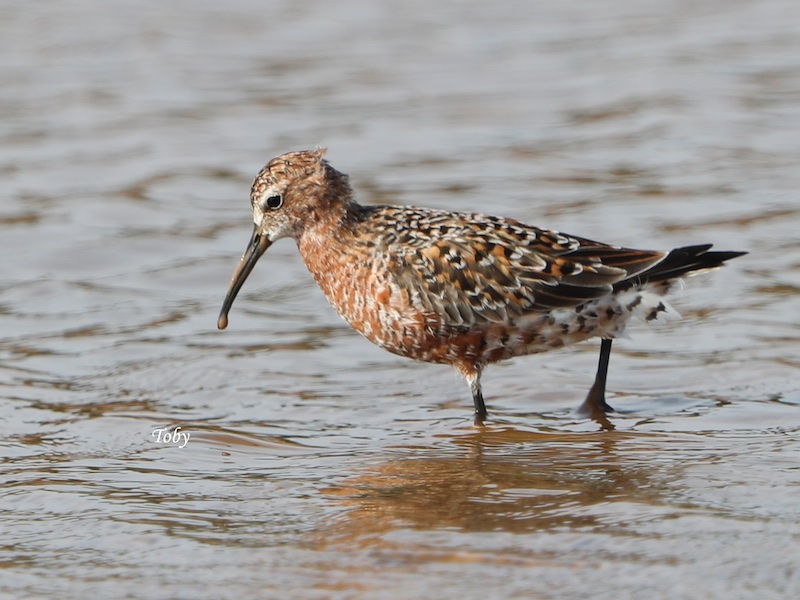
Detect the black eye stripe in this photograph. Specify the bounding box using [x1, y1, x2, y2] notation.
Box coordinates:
[266, 195, 283, 209]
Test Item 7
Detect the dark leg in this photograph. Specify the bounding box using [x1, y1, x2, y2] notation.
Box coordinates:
[470, 376, 488, 425]
[578, 338, 615, 418]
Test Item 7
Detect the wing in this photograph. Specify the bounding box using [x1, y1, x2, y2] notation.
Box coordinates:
[376, 208, 666, 328]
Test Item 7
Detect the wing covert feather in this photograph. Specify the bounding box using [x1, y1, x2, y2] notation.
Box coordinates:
[372, 207, 665, 327]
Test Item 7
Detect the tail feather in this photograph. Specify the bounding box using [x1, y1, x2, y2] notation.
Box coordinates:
[615, 244, 747, 291]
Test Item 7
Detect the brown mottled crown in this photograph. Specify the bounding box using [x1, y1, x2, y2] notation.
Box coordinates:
[250, 148, 328, 205]
[248, 149, 356, 240]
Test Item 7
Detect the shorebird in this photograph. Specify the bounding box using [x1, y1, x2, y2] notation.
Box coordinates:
[218, 149, 745, 424]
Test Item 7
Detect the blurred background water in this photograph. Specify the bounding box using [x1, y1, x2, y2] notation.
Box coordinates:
[1, 1, 799, 598]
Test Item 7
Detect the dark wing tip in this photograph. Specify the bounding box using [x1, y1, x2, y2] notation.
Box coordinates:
[616, 244, 747, 289]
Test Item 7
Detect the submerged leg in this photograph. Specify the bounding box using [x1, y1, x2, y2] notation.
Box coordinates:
[578, 338, 615, 417]
[465, 369, 488, 425]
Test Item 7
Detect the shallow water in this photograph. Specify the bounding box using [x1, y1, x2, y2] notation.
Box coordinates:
[2, 0, 799, 598]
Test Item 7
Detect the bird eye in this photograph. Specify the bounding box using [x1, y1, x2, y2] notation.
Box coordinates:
[265, 195, 283, 210]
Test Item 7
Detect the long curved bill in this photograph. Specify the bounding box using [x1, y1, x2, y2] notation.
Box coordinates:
[217, 225, 272, 330]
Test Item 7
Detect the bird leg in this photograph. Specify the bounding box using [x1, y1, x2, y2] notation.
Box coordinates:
[578, 338, 615, 418]
[466, 370, 488, 425]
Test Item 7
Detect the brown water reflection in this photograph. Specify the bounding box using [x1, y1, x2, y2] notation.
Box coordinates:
[321, 431, 653, 538]
[307, 423, 800, 597]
